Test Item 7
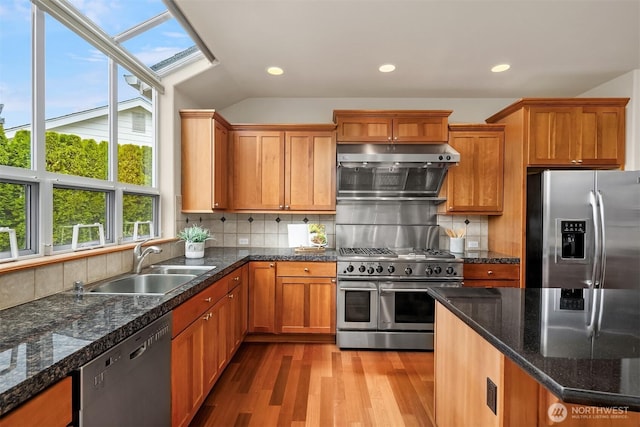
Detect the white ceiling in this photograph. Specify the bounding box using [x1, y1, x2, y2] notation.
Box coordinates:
[172, 0, 640, 109]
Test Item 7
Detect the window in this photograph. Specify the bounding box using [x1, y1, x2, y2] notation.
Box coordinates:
[52, 187, 110, 249]
[0, 0, 209, 261]
[0, 0, 32, 169]
[123, 193, 158, 241]
[0, 180, 37, 259]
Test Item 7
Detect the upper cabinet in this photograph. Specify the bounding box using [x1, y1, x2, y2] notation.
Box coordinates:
[486, 98, 628, 168]
[230, 125, 336, 212]
[180, 110, 231, 212]
[333, 110, 451, 144]
[442, 124, 505, 215]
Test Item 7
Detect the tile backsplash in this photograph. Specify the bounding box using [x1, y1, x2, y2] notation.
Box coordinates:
[179, 212, 489, 252]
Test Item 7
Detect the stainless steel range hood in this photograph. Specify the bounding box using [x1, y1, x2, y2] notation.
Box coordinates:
[337, 144, 459, 201]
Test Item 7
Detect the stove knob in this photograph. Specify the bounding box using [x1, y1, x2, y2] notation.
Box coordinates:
[346, 265, 354, 273]
[387, 265, 395, 274]
[404, 267, 413, 276]
[358, 265, 366, 273]
[425, 267, 433, 276]
[376, 265, 384, 273]
[367, 266, 375, 274]
[446, 266, 455, 275]
[434, 266, 442, 275]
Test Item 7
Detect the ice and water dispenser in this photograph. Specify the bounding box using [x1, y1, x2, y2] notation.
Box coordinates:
[559, 220, 587, 260]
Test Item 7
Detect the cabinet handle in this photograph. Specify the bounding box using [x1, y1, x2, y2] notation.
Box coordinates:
[279, 205, 284, 209]
[331, 279, 336, 283]
[285, 205, 290, 210]
[448, 206, 453, 211]
[387, 136, 392, 141]
[577, 159, 583, 163]
[203, 313, 211, 320]
[571, 160, 577, 164]
[204, 297, 212, 302]
[487, 270, 494, 275]
[228, 293, 234, 299]
[269, 263, 275, 268]
[304, 267, 310, 272]
[234, 276, 240, 281]
[214, 202, 219, 207]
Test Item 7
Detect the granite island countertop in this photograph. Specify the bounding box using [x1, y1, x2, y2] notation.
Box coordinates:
[0, 247, 336, 416]
[429, 287, 640, 411]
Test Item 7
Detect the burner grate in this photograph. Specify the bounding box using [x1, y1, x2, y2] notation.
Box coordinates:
[339, 247, 396, 257]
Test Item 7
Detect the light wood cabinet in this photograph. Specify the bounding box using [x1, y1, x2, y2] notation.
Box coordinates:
[276, 261, 336, 334]
[180, 110, 231, 212]
[171, 265, 247, 427]
[463, 263, 520, 288]
[442, 124, 505, 215]
[230, 125, 336, 212]
[0, 377, 72, 427]
[249, 261, 276, 333]
[333, 110, 451, 144]
[528, 105, 626, 167]
[485, 98, 628, 284]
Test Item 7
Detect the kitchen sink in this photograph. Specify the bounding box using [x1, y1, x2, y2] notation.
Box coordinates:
[146, 265, 216, 275]
[89, 273, 198, 295]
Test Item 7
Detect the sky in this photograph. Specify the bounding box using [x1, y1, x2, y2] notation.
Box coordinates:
[0, 0, 194, 129]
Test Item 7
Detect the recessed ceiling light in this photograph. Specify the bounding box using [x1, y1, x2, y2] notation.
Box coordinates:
[491, 63, 511, 73]
[267, 66, 284, 76]
[379, 64, 396, 73]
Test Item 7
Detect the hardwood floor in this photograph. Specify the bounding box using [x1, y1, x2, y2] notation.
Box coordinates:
[190, 343, 436, 427]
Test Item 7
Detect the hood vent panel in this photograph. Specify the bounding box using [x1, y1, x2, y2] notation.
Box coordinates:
[337, 144, 459, 201]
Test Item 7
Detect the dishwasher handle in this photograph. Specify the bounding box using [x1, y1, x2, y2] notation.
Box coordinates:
[129, 342, 147, 360]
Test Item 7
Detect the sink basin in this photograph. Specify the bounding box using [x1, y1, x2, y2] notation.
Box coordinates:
[89, 274, 197, 295]
[146, 265, 215, 275]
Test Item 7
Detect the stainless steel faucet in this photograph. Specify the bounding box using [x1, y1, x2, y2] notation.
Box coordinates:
[133, 239, 163, 274]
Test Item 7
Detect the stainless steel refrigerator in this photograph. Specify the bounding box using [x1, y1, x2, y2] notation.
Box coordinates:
[526, 170, 640, 290]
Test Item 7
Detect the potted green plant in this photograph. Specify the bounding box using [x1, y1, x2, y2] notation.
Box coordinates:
[178, 224, 212, 258]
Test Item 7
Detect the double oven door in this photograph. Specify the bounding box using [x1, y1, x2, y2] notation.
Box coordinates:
[337, 279, 459, 331]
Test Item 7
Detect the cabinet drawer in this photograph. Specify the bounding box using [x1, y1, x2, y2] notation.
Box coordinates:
[463, 264, 519, 280]
[276, 262, 336, 277]
[173, 280, 227, 337]
[224, 268, 244, 293]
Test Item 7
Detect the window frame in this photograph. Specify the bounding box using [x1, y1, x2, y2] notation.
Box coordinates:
[0, 2, 162, 260]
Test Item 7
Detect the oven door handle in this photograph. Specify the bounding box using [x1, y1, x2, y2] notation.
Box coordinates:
[339, 287, 378, 292]
[379, 288, 433, 293]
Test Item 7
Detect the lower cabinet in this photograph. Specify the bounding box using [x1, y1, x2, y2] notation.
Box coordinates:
[171, 265, 248, 427]
[463, 263, 520, 288]
[0, 377, 72, 427]
[248, 261, 276, 333]
[276, 262, 336, 334]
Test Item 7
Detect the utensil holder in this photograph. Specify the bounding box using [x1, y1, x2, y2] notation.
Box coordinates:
[450, 237, 465, 253]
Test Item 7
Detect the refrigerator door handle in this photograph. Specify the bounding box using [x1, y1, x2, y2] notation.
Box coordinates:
[596, 190, 607, 288]
[586, 289, 599, 337]
[589, 191, 601, 289]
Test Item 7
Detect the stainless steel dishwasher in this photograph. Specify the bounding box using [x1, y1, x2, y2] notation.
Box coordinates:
[76, 312, 172, 427]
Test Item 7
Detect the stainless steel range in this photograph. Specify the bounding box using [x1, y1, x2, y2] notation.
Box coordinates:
[335, 143, 463, 350]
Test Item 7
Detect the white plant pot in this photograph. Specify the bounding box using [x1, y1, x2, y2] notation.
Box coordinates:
[185, 241, 205, 259]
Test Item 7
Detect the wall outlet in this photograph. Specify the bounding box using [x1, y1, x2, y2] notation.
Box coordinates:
[486, 377, 497, 414]
[467, 240, 479, 249]
[238, 238, 249, 245]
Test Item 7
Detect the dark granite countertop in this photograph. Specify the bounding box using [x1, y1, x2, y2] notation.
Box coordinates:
[0, 247, 336, 416]
[456, 250, 519, 264]
[429, 287, 640, 411]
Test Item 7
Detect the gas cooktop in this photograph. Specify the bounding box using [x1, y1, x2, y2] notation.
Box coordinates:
[338, 247, 456, 260]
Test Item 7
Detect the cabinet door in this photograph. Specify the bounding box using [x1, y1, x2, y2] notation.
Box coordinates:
[0, 377, 72, 427]
[212, 121, 229, 209]
[285, 131, 336, 211]
[528, 107, 578, 166]
[446, 129, 504, 214]
[202, 301, 224, 391]
[393, 116, 448, 143]
[249, 262, 276, 332]
[231, 131, 285, 209]
[276, 276, 336, 334]
[215, 295, 230, 373]
[578, 106, 625, 166]
[335, 115, 393, 143]
[171, 319, 205, 427]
